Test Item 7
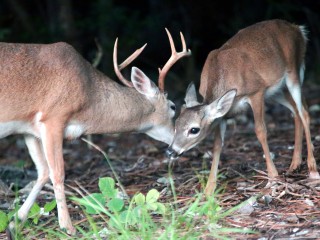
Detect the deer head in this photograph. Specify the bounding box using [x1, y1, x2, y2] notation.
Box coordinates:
[166, 83, 236, 158]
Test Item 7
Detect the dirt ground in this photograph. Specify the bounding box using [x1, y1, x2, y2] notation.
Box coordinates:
[1, 85, 320, 239]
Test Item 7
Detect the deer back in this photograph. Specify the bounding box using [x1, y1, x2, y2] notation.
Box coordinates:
[0, 42, 100, 122]
[199, 19, 306, 105]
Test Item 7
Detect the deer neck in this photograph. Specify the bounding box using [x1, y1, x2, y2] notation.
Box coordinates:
[73, 78, 155, 135]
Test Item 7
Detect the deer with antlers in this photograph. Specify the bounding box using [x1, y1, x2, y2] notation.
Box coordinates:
[2, 29, 191, 234]
[166, 19, 320, 196]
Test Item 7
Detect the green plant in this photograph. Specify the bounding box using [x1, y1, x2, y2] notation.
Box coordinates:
[0, 199, 56, 234]
[0, 210, 8, 232]
[27, 200, 57, 225]
[72, 177, 166, 238]
[70, 174, 256, 240]
[73, 177, 124, 215]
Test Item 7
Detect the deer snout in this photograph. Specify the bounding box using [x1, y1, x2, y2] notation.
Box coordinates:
[166, 147, 180, 160]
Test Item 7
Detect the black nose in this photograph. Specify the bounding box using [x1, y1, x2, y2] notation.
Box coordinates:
[166, 147, 179, 159]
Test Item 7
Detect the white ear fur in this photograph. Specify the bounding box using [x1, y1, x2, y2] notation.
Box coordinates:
[131, 67, 159, 98]
[184, 82, 200, 108]
[204, 89, 237, 120]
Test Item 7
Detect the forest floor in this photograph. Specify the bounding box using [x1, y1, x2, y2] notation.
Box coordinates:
[1, 85, 320, 239]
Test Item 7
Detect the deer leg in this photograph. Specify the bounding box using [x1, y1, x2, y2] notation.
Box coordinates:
[285, 73, 320, 179]
[289, 98, 304, 172]
[205, 120, 226, 196]
[14, 135, 49, 222]
[273, 93, 303, 172]
[249, 93, 278, 178]
[39, 119, 75, 235]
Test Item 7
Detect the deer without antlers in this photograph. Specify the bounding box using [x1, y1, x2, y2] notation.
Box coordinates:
[166, 19, 320, 196]
[2, 29, 190, 234]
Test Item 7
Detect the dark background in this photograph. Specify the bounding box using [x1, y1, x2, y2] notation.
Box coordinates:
[1, 0, 320, 100]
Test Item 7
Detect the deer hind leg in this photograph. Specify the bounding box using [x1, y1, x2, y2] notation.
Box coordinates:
[285, 71, 320, 179]
[273, 93, 303, 172]
[39, 119, 76, 235]
[15, 135, 49, 222]
[249, 92, 278, 178]
[205, 120, 226, 196]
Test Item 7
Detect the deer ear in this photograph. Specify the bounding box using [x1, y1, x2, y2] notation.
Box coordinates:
[131, 67, 159, 98]
[184, 82, 200, 108]
[204, 89, 237, 121]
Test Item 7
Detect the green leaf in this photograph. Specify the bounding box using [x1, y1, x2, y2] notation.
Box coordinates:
[99, 177, 117, 198]
[146, 202, 166, 214]
[129, 207, 141, 225]
[146, 189, 160, 204]
[44, 200, 56, 213]
[119, 209, 137, 225]
[83, 193, 105, 214]
[146, 203, 158, 211]
[28, 203, 40, 219]
[134, 193, 145, 206]
[33, 217, 39, 225]
[119, 210, 129, 224]
[0, 211, 8, 232]
[8, 209, 17, 221]
[107, 198, 124, 212]
[155, 203, 166, 215]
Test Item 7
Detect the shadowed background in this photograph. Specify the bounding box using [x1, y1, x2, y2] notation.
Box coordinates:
[1, 0, 320, 101]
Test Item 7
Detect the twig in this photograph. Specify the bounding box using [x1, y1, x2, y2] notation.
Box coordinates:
[81, 137, 128, 197]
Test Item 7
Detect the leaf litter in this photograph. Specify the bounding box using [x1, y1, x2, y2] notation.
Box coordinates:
[1, 86, 320, 239]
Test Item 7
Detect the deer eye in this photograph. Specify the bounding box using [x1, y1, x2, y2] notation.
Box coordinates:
[189, 127, 200, 135]
[170, 105, 176, 111]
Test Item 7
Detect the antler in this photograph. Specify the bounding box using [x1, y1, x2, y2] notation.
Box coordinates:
[113, 38, 147, 87]
[158, 28, 192, 92]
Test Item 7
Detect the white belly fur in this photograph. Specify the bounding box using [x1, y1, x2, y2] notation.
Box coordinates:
[0, 121, 37, 138]
[0, 119, 85, 140]
[64, 123, 85, 139]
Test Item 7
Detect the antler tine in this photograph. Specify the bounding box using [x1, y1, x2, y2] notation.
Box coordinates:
[180, 32, 187, 52]
[119, 43, 147, 70]
[113, 38, 147, 88]
[165, 28, 177, 56]
[158, 28, 191, 92]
